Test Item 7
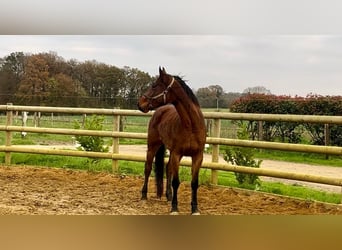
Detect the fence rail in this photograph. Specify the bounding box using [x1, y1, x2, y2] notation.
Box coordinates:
[0, 104, 341, 190]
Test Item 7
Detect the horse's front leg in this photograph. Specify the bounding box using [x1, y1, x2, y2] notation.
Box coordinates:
[190, 154, 203, 215]
[141, 148, 156, 200]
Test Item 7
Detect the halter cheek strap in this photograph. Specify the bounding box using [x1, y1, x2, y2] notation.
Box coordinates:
[145, 77, 175, 104]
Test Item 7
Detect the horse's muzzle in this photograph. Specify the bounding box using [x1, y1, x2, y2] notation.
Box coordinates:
[137, 102, 149, 113]
[137, 96, 151, 113]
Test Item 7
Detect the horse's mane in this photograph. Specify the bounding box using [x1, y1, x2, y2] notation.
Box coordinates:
[173, 75, 200, 106]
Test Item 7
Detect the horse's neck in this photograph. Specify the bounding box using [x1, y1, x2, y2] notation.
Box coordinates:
[174, 98, 204, 131]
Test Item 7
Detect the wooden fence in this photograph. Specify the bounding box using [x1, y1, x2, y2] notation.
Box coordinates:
[0, 104, 342, 190]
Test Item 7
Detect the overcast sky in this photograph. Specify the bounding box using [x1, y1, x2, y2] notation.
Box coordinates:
[1, 35, 341, 97]
[1, 1, 341, 96]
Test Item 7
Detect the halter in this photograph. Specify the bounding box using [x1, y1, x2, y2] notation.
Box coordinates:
[144, 77, 175, 104]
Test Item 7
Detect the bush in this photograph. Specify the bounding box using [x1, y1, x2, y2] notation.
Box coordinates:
[230, 93, 342, 146]
[223, 123, 261, 189]
[74, 115, 109, 153]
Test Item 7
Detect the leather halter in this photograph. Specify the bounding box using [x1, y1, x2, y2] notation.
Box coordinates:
[144, 77, 175, 104]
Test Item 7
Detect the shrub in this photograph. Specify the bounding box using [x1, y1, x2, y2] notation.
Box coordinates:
[223, 123, 261, 189]
[74, 115, 109, 153]
[230, 93, 342, 146]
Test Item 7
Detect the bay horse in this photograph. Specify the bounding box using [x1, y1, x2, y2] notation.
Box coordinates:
[137, 67, 206, 215]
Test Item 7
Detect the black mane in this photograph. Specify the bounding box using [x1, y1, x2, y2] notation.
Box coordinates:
[173, 75, 200, 106]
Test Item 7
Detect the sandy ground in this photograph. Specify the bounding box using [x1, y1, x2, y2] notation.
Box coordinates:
[1, 143, 340, 215]
[17, 143, 342, 193]
[0, 165, 341, 215]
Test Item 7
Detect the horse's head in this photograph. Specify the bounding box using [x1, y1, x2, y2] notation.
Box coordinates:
[138, 67, 176, 113]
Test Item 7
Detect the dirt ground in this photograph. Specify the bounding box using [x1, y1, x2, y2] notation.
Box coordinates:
[0, 165, 341, 215]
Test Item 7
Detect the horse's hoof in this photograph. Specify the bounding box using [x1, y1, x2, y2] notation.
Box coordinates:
[191, 212, 201, 215]
[170, 210, 179, 215]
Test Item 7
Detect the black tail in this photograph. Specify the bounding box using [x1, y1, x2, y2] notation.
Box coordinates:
[154, 144, 165, 198]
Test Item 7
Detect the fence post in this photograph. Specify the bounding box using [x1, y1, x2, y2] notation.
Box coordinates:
[5, 103, 13, 165]
[258, 120, 263, 140]
[258, 120, 263, 153]
[324, 124, 330, 160]
[112, 108, 120, 172]
[211, 118, 221, 185]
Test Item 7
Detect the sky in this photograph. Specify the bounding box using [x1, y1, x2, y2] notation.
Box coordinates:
[1, 35, 341, 97]
[1, 1, 342, 97]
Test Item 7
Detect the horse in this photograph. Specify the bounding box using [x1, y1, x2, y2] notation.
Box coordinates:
[137, 67, 206, 215]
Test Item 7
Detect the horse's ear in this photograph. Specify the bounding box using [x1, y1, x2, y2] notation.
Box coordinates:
[159, 67, 167, 76]
[159, 67, 169, 83]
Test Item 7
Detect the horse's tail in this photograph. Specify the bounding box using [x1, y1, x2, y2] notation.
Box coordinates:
[154, 144, 165, 198]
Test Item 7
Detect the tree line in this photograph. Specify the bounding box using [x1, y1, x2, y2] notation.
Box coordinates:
[0, 51, 154, 109]
[0, 51, 244, 109]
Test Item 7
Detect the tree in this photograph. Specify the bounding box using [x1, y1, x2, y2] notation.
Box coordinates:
[0, 52, 26, 104]
[71, 60, 125, 108]
[1, 51, 155, 108]
[39, 51, 68, 77]
[48, 73, 87, 107]
[15, 54, 50, 105]
[120, 66, 153, 109]
[92, 63, 124, 108]
[196, 85, 224, 108]
[221, 92, 242, 109]
[243, 86, 271, 95]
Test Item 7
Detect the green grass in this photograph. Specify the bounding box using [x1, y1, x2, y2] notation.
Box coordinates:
[254, 149, 342, 168]
[216, 170, 340, 204]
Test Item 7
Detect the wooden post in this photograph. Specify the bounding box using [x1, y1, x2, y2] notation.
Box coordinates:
[258, 120, 263, 141]
[112, 108, 120, 172]
[258, 120, 263, 153]
[21, 111, 28, 138]
[324, 124, 330, 160]
[5, 103, 13, 165]
[82, 114, 86, 128]
[211, 118, 221, 185]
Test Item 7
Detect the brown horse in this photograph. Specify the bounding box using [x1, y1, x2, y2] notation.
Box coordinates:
[137, 67, 206, 215]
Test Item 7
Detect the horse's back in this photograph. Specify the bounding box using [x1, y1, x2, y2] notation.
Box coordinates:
[148, 105, 205, 156]
[149, 104, 178, 127]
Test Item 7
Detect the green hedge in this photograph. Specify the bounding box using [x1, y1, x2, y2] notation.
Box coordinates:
[230, 94, 342, 146]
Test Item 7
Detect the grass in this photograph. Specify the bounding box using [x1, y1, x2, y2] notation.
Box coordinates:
[216, 170, 341, 204]
[254, 149, 342, 168]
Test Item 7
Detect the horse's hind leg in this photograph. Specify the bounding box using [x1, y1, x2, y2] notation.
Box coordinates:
[168, 152, 181, 214]
[165, 160, 172, 201]
[190, 154, 203, 215]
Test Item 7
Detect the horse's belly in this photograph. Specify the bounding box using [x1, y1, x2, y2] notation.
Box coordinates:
[175, 139, 204, 156]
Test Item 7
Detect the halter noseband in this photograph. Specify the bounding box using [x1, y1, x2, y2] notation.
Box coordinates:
[144, 77, 175, 104]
